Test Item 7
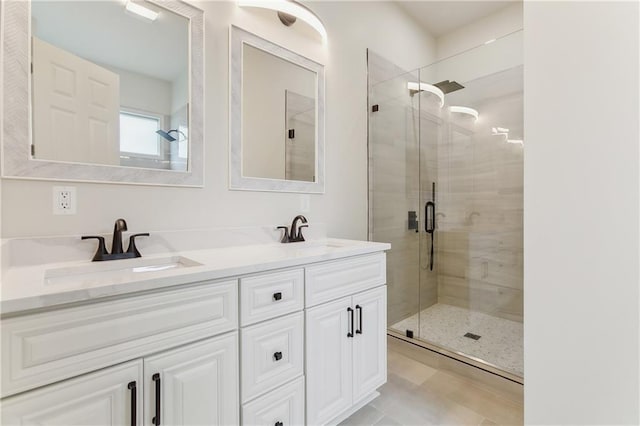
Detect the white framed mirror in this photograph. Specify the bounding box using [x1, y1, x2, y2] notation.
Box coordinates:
[1, 0, 204, 186]
[230, 26, 325, 193]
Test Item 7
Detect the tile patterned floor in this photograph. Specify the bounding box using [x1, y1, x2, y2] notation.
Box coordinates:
[391, 304, 524, 377]
[340, 346, 524, 426]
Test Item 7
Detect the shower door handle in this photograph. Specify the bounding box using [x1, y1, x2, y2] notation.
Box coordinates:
[425, 201, 435, 234]
[425, 200, 435, 271]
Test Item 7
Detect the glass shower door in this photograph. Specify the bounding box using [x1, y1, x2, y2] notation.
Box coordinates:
[368, 66, 421, 333]
[369, 31, 524, 381]
[415, 59, 524, 379]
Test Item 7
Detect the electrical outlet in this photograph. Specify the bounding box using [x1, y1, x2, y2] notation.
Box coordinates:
[53, 186, 77, 215]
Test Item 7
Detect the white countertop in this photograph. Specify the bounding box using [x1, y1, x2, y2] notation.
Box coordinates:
[1, 238, 390, 316]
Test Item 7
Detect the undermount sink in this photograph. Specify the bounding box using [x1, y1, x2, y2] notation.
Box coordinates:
[44, 256, 202, 286]
[287, 240, 352, 254]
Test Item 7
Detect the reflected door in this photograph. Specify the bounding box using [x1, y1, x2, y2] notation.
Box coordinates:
[32, 37, 120, 165]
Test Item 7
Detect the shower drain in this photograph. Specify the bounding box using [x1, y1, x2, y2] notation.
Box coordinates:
[464, 332, 481, 340]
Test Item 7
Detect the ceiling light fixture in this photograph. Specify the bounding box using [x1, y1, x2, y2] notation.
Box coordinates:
[449, 106, 479, 121]
[407, 82, 445, 107]
[237, 0, 327, 41]
[507, 139, 524, 145]
[125, 1, 159, 21]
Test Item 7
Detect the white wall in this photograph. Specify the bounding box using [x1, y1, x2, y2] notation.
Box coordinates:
[171, 70, 188, 115]
[0, 1, 435, 238]
[431, 2, 522, 85]
[106, 65, 172, 117]
[436, 2, 523, 61]
[524, 2, 639, 424]
[242, 45, 315, 180]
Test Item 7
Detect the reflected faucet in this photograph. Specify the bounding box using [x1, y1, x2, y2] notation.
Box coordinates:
[467, 211, 480, 226]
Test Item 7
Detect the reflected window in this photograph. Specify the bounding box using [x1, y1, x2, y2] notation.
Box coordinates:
[120, 112, 161, 157]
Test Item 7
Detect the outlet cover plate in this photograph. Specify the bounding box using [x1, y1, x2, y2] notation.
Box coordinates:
[53, 186, 77, 215]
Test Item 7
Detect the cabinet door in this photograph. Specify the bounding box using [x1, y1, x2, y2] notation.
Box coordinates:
[305, 296, 353, 425]
[1, 360, 142, 425]
[144, 333, 238, 426]
[352, 286, 387, 402]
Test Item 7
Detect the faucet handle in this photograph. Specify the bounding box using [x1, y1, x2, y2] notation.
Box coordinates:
[81, 236, 108, 261]
[296, 224, 308, 241]
[277, 226, 290, 243]
[126, 233, 150, 258]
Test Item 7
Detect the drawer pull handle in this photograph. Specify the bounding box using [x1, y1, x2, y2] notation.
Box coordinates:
[356, 305, 363, 334]
[152, 373, 161, 426]
[127, 381, 137, 426]
[347, 307, 354, 337]
[274, 351, 283, 361]
[275, 422, 284, 426]
[273, 292, 282, 301]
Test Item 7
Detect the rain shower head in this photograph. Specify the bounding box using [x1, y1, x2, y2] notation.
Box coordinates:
[156, 130, 177, 142]
[433, 80, 465, 94]
[157, 129, 188, 142]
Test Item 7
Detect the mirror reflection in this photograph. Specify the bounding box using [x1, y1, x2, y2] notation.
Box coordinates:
[242, 44, 317, 182]
[31, 0, 189, 171]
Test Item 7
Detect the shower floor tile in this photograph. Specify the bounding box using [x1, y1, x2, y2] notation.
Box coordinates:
[391, 303, 524, 377]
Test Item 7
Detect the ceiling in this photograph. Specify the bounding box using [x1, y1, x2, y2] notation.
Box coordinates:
[396, 1, 519, 37]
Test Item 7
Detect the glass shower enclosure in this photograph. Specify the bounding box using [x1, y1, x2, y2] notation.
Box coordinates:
[368, 31, 523, 382]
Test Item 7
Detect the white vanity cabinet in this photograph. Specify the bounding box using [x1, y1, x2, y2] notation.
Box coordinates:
[1, 333, 239, 426]
[239, 269, 306, 425]
[0, 280, 240, 426]
[0, 242, 389, 426]
[305, 254, 387, 426]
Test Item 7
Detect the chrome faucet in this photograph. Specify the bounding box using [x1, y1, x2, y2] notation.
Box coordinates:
[82, 218, 149, 261]
[278, 215, 308, 243]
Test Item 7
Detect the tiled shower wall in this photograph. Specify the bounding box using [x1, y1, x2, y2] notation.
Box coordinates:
[434, 88, 524, 323]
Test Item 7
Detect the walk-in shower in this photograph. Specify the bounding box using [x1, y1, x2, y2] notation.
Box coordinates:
[368, 31, 523, 382]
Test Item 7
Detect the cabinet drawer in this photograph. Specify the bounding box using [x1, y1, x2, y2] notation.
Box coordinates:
[1, 280, 238, 398]
[305, 253, 386, 307]
[1, 359, 143, 425]
[241, 312, 304, 402]
[242, 376, 305, 426]
[241, 269, 304, 326]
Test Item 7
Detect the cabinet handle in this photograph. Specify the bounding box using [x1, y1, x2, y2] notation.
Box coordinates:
[275, 422, 284, 426]
[273, 351, 283, 361]
[152, 373, 161, 426]
[356, 305, 363, 334]
[127, 381, 137, 426]
[347, 307, 354, 337]
[273, 292, 282, 301]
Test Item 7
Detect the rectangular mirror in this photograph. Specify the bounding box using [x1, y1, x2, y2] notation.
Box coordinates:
[1, 0, 204, 186]
[230, 26, 325, 193]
